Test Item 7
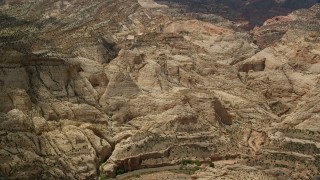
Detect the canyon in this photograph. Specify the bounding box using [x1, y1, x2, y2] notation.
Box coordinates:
[0, 0, 320, 179]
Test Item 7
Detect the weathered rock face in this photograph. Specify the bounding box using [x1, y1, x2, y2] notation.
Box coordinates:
[0, 0, 320, 179]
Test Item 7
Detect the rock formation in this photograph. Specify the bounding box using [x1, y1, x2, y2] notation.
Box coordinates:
[0, 0, 319, 179]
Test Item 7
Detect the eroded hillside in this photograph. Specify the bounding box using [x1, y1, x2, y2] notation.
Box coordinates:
[0, 0, 319, 179]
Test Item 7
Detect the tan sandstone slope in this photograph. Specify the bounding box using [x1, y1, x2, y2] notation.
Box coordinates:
[0, 0, 319, 179]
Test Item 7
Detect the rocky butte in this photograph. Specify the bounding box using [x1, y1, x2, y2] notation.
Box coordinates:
[0, 0, 320, 179]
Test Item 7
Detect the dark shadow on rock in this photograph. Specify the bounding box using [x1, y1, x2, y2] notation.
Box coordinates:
[155, 0, 318, 29]
[213, 98, 232, 125]
[99, 37, 121, 63]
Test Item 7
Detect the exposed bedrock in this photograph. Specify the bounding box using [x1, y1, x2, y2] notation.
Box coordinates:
[1, 0, 320, 179]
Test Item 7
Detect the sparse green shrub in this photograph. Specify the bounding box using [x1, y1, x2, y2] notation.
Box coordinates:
[209, 162, 215, 168]
[191, 166, 200, 173]
[194, 160, 201, 166]
[107, 112, 113, 117]
[116, 168, 126, 175]
[180, 159, 202, 166]
[181, 159, 193, 165]
[99, 172, 108, 180]
[178, 159, 203, 174]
